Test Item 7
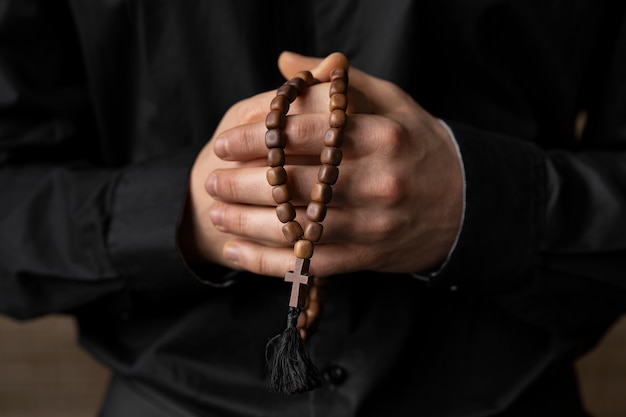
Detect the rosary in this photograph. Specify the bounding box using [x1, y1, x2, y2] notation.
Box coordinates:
[264, 65, 348, 394]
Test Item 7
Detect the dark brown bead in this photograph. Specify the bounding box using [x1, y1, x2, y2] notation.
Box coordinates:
[294, 239, 314, 259]
[310, 182, 332, 203]
[265, 129, 286, 149]
[320, 146, 342, 166]
[265, 110, 286, 129]
[329, 93, 347, 111]
[282, 221, 304, 242]
[330, 67, 348, 82]
[304, 222, 323, 242]
[287, 77, 307, 94]
[266, 167, 287, 186]
[272, 184, 291, 204]
[276, 202, 296, 223]
[267, 148, 285, 167]
[318, 164, 339, 185]
[329, 109, 347, 128]
[270, 95, 290, 113]
[277, 83, 299, 103]
[307, 201, 327, 222]
[294, 70, 315, 86]
[324, 127, 344, 147]
[329, 79, 347, 96]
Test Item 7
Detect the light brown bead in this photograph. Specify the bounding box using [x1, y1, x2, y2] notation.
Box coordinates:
[304, 221, 323, 242]
[265, 129, 285, 149]
[276, 202, 296, 223]
[277, 83, 298, 103]
[329, 93, 347, 111]
[294, 239, 314, 259]
[329, 79, 347, 96]
[266, 167, 287, 186]
[329, 109, 347, 128]
[310, 182, 332, 203]
[330, 67, 348, 82]
[267, 148, 285, 167]
[270, 95, 290, 113]
[320, 146, 342, 166]
[324, 127, 344, 147]
[307, 201, 327, 222]
[318, 164, 339, 185]
[272, 184, 291, 204]
[282, 221, 304, 242]
[297, 310, 308, 329]
[265, 110, 285, 130]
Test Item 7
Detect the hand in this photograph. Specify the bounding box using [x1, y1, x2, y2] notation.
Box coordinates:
[181, 51, 463, 278]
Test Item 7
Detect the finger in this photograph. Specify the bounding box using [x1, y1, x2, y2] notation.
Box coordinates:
[278, 51, 349, 82]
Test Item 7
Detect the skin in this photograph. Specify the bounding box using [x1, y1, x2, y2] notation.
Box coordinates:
[179, 51, 464, 280]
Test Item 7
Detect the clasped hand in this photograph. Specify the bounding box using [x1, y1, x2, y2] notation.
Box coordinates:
[180, 52, 463, 279]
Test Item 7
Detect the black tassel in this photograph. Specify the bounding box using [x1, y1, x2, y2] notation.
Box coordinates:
[265, 306, 322, 394]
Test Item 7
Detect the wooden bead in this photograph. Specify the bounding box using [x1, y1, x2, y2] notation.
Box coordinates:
[272, 184, 291, 204]
[276, 202, 296, 223]
[294, 239, 314, 259]
[318, 164, 339, 185]
[282, 220, 304, 242]
[277, 83, 298, 103]
[287, 77, 307, 94]
[270, 95, 290, 113]
[329, 79, 347, 96]
[329, 109, 347, 128]
[330, 67, 348, 82]
[304, 221, 323, 242]
[324, 127, 344, 147]
[307, 201, 327, 222]
[265, 129, 285, 149]
[320, 146, 342, 166]
[265, 110, 285, 130]
[267, 148, 285, 167]
[310, 182, 332, 203]
[329, 93, 347, 111]
[266, 167, 287, 186]
[294, 70, 315, 86]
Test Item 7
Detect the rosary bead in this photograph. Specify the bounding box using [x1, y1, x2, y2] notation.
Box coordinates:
[266, 166, 287, 186]
[293, 70, 315, 86]
[294, 239, 314, 259]
[310, 182, 332, 203]
[277, 83, 299, 103]
[272, 184, 291, 204]
[329, 78, 347, 96]
[287, 77, 307, 94]
[330, 67, 348, 82]
[320, 146, 342, 166]
[318, 164, 339, 185]
[267, 147, 285, 167]
[307, 201, 327, 222]
[265, 129, 286, 149]
[329, 93, 347, 111]
[270, 94, 290, 113]
[304, 222, 323, 242]
[276, 202, 296, 223]
[282, 220, 304, 242]
[329, 109, 347, 128]
[324, 127, 344, 147]
[265, 110, 286, 130]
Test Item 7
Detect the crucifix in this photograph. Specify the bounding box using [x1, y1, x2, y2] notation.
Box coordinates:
[284, 257, 313, 309]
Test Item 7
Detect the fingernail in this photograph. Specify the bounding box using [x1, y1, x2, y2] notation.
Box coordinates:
[209, 204, 224, 228]
[206, 174, 217, 196]
[224, 243, 239, 264]
[213, 136, 227, 159]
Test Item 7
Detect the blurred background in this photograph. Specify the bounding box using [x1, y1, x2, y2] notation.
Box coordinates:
[0, 313, 624, 417]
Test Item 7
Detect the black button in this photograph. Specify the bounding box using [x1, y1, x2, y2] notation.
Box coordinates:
[323, 365, 347, 385]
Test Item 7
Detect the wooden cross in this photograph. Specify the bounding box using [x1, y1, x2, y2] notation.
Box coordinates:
[284, 257, 313, 309]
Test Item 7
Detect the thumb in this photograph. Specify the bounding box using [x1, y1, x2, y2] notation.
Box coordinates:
[278, 51, 349, 82]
